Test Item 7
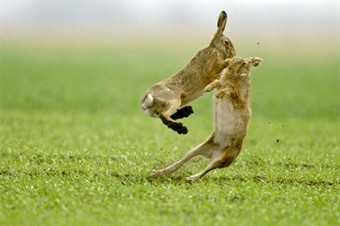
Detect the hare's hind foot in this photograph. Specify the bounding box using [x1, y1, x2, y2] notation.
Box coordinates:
[170, 106, 194, 120]
[160, 115, 188, 134]
[186, 174, 202, 182]
[148, 169, 164, 178]
[166, 122, 188, 134]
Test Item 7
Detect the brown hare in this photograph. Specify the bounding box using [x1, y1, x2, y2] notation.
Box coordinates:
[149, 57, 263, 181]
[141, 11, 236, 134]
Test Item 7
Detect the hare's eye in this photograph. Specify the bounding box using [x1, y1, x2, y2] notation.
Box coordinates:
[223, 40, 229, 45]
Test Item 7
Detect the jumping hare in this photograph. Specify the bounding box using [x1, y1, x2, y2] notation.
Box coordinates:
[149, 57, 263, 181]
[141, 11, 236, 134]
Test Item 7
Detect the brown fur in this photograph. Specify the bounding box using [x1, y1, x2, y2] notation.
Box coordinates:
[149, 57, 263, 181]
[141, 11, 236, 134]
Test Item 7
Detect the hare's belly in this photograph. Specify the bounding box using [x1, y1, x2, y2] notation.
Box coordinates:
[214, 97, 238, 144]
[181, 89, 205, 106]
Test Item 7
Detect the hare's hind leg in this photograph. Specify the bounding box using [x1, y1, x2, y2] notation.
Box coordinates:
[163, 105, 194, 134]
[170, 106, 194, 120]
[160, 114, 188, 134]
[149, 138, 214, 178]
[156, 98, 189, 134]
[187, 148, 235, 181]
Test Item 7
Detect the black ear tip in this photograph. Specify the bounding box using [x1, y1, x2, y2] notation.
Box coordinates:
[221, 11, 227, 17]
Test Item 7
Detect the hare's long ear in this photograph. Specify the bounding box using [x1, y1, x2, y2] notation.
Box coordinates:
[217, 11, 227, 34]
[248, 57, 263, 68]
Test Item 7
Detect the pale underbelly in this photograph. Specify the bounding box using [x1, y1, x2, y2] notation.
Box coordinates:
[213, 97, 241, 145]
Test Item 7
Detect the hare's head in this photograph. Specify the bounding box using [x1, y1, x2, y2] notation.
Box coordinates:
[209, 11, 236, 58]
[225, 57, 263, 78]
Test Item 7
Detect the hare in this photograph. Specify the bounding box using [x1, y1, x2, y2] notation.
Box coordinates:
[141, 11, 236, 134]
[149, 56, 263, 181]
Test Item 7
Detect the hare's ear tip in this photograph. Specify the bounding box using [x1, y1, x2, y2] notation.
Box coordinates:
[252, 57, 263, 67]
[250, 57, 263, 63]
[217, 10, 227, 32]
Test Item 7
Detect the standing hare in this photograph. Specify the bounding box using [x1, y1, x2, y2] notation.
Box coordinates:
[149, 57, 263, 181]
[141, 11, 236, 134]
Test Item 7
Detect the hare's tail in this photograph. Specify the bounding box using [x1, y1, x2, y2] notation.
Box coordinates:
[141, 93, 154, 110]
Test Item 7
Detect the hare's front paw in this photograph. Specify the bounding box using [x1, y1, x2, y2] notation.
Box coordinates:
[215, 90, 226, 98]
[216, 88, 235, 99]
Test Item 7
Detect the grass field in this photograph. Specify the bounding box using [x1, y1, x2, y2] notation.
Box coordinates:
[0, 35, 339, 226]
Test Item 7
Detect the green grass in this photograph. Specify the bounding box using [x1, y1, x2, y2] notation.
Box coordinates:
[0, 37, 339, 226]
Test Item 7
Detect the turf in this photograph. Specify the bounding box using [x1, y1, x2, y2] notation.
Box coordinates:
[0, 37, 339, 226]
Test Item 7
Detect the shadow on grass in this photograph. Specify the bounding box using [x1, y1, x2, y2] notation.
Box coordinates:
[110, 172, 338, 188]
[1, 151, 338, 188]
[215, 175, 337, 187]
[0, 168, 337, 188]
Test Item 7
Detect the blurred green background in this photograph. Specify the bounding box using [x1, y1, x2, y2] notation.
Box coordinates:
[1, 34, 338, 120]
[1, 1, 339, 121]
